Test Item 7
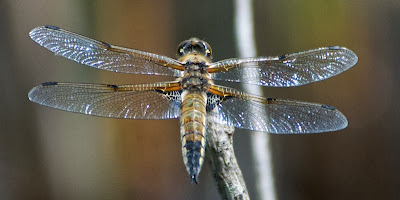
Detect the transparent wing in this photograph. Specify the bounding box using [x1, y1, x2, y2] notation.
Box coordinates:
[207, 85, 347, 134]
[28, 81, 182, 119]
[208, 46, 358, 87]
[29, 25, 185, 76]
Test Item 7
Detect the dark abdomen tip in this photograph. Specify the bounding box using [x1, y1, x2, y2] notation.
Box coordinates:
[191, 175, 198, 184]
[183, 140, 204, 183]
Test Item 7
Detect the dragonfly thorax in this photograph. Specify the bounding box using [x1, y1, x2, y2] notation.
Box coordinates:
[181, 71, 210, 90]
[180, 59, 211, 90]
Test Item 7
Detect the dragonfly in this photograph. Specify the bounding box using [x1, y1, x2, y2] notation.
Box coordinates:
[28, 25, 358, 183]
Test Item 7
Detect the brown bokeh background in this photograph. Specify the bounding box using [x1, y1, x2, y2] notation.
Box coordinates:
[1, 0, 399, 199]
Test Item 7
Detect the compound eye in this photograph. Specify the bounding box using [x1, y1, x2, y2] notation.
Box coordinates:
[178, 48, 184, 56]
[205, 49, 211, 57]
[202, 42, 212, 58]
[177, 40, 193, 57]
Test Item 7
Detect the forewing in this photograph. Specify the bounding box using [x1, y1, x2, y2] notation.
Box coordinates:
[28, 81, 182, 119]
[209, 46, 358, 87]
[29, 25, 184, 76]
[207, 85, 347, 134]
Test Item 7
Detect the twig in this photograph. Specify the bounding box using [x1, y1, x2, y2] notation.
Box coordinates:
[206, 122, 250, 200]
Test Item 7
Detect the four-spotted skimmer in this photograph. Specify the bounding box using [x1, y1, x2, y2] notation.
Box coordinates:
[28, 25, 358, 183]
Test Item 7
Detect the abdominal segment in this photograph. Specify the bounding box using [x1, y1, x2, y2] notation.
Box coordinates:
[180, 91, 207, 183]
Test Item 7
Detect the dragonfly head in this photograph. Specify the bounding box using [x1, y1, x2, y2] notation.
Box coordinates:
[177, 38, 212, 59]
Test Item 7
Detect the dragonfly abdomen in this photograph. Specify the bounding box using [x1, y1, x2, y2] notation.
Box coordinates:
[180, 90, 207, 183]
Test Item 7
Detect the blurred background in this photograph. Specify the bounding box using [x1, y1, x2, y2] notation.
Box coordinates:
[1, 0, 399, 199]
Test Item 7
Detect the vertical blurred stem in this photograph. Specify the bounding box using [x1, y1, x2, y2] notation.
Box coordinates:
[234, 0, 277, 199]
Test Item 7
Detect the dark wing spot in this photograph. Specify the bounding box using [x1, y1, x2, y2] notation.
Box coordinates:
[266, 97, 276, 101]
[107, 84, 119, 90]
[278, 54, 286, 60]
[328, 46, 340, 50]
[321, 104, 336, 110]
[155, 89, 165, 94]
[100, 41, 111, 49]
[44, 25, 60, 30]
[41, 82, 58, 86]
